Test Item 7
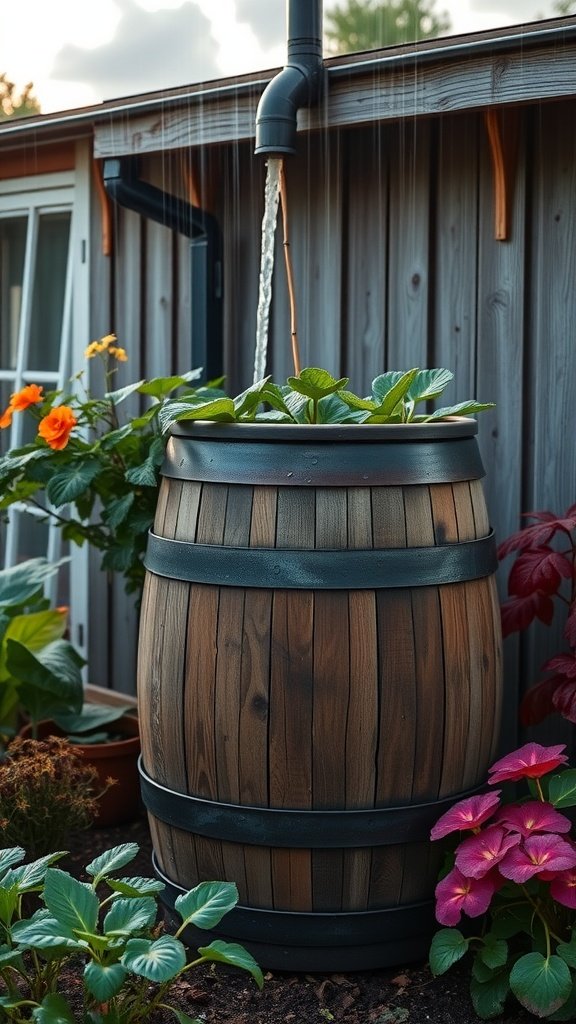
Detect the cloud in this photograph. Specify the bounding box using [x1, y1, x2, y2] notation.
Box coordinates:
[235, 0, 285, 49]
[51, 0, 220, 98]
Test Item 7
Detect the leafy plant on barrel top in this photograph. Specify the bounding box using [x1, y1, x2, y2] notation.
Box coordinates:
[0, 842, 263, 1023]
[158, 365, 494, 431]
[429, 742, 576, 1020]
[497, 504, 576, 727]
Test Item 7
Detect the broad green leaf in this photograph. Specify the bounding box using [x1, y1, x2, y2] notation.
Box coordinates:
[7, 639, 84, 721]
[46, 458, 101, 508]
[122, 935, 187, 982]
[125, 457, 161, 487]
[104, 897, 157, 935]
[549, 770, 576, 808]
[371, 368, 419, 418]
[550, 979, 576, 1020]
[3, 609, 67, 664]
[43, 869, 99, 934]
[0, 557, 69, 610]
[102, 493, 135, 529]
[31, 992, 75, 1024]
[99, 424, 134, 449]
[286, 368, 349, 401]
[429, 928, 469, 976]
[0, 884, 20, 925]
[0, 945, 23, 967]
[136, 369, 203, 398]
[86, 844, 140, 883]
[337, 390, 376, 411]
[198, 940, 264, 990]
[10, 852, 67, 891]
[158, 398, 236, 433]
[407, 368, 454, 404]
[509, 952, 572, 1017]
[316, 394, 359, 424]
[470, 966, 510, 1019]
[0, 847, 25, 878]
[104, 380, 147, 404]
[12, 915, 87, 951]
[557, 935, 576, 968]
[107, 876, 165, 897]
[84, 961, 127, 1001]
[478, 934, 508, 970]
[174, 880, 238, 930]
[54, 704, 135, 735]
[233, 377, 272, 417]
[423, 400, 496, 421]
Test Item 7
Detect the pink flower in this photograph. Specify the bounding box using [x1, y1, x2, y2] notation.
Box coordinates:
[455, 826, 521, 879]
[434, 866, 498, 926]
[499, 834, 576, 883]
[550, 868, 576, 909]
[430, 791, 501, 840]
[493, 801, 571, 837]
[488, 743, 568, 785]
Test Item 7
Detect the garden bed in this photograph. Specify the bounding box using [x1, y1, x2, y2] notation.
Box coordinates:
[61, 813, 536, 1024]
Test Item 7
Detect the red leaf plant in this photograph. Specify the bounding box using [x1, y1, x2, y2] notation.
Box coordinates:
[429, 742, 576, 1019]
[498, 504, 576, 726]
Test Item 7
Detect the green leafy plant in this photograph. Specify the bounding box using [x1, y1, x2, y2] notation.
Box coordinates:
[159, 365, 494, 430]
[0, 557, 134, 746]
[0, 736, 101, 856]
[429, 742, 576, 1019]
[0, 337, 214, 596]
[0, 558, 85, 747]
[0, 841, 263, 1023]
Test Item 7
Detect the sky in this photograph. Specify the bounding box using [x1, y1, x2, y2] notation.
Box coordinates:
[0, 0, 565, 115]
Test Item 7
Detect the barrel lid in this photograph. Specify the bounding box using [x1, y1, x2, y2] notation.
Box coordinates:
[169, 417, 479, 442]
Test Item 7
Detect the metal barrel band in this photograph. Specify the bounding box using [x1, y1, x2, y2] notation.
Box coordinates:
[144, 530, 497, 589]
[163, 433, 485, 486]
[140, 759, 484, 848]
[154, 853, 436, 946]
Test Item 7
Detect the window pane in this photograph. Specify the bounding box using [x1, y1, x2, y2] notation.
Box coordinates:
[0, 217, 27, 371]
[28, 212, 71, 372]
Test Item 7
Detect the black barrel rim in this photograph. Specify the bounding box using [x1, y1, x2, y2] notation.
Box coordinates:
[169, 416, 479, 442]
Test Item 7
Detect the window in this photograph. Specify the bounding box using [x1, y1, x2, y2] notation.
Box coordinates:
[0, 156, 90, 655]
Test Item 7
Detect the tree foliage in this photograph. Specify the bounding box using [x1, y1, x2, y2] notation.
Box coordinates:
[0, 74, 40, 120]
[325, 0, 451, 54]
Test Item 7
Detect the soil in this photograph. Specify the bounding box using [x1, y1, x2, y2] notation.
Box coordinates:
[54, 812, 539, 1024]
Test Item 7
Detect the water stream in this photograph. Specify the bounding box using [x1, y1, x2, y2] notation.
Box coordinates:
[253, 157, 282, 384]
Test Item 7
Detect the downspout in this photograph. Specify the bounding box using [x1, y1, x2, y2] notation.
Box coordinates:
[254, 0, 324, 156]
[102, 157, 223, 379]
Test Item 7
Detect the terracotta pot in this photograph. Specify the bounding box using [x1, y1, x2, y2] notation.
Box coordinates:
[20, 715, 141, 828]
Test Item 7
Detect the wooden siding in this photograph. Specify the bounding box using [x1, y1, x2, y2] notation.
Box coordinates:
[88, 95, 576, 754]
[92, 30, 576, 159]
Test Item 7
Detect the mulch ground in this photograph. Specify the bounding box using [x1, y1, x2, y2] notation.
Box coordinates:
[58, 811, 539, 1024]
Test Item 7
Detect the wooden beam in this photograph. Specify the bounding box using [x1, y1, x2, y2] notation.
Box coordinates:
[93, 42, 576, 158]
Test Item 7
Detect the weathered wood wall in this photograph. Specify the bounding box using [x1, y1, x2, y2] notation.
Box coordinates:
[90, 96, 576, 752]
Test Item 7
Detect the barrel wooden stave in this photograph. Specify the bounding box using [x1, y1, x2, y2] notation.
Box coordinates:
[138, 447, 503, 929]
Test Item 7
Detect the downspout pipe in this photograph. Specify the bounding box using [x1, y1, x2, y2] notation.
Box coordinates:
[102, 156, 219, 241]
[254, 0, 324, 156]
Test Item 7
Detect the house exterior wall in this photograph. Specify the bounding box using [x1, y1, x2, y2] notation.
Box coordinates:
[92, 96, 576, 753]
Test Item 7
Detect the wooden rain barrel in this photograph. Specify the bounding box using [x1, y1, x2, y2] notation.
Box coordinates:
[137, 419, 502, 971]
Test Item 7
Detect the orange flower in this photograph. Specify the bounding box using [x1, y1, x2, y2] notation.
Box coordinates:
[38, 406, 78, 450]
[0, 407, 13, 429]
[10, 383, 44, 411]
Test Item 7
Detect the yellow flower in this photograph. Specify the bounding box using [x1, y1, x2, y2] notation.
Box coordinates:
[109, 346, 128, 362]
[84, 341, 104, 358]
[100, 333, 117, 349]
